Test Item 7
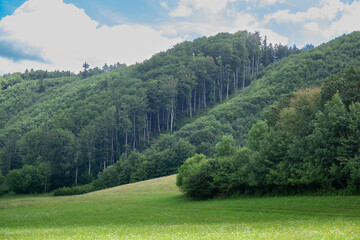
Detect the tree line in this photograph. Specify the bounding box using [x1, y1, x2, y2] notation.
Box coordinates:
[177, 67, 360, 198]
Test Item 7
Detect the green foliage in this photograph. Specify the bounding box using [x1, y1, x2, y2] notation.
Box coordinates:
[176, 154, 216, 199]
[2, 31, 360, 195]
[248, 121, 268, 151]
[178, 67, 360, 198]
[20, 127, 76, 189]
[215, 135, 236, 157]
[53, 184, 94, 196]
[92, 165, 120, 189]
[6, 165, 45, 194]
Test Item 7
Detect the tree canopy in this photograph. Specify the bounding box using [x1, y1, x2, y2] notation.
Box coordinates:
[1, 31, 360, 195]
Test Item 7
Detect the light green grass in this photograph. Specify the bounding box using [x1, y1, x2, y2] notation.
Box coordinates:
[1, 175, 360, 239]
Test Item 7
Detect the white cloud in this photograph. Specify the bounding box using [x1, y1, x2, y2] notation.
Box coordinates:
[162, 10, 288, 46]
[317, 0, 360, 39]
[263, 0, 345, 24]
[160, 2, 168, 8]
[245, 0, 285, 6]
[233, 12, 288, 44]
[260, 0, 285, 5]
[262, 0, 360, 46]
[304, 21, 321, 33]
[170, 0, 236, 17]
[233, 12, 259, 29]
[0, 0, 183, 74]
[166, 0, 288, 45]
[169, 4, 193, 17]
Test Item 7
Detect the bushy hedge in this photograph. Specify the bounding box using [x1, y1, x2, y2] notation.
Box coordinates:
[53, 184, 94, 196]
[6, 165, 45, 194]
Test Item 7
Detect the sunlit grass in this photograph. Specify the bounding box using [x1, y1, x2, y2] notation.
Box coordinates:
[1, 175, 360, 239]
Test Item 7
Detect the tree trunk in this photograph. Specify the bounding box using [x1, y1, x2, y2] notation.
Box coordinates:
[166, 110, 170, 132]
[252, 54, 255, 79]
[213, 78, 216, 103]
[218, 72, 223, 103]
[236, 67, 239, 91]
[149, 113, 152, 135]
[226, 70, 230, 99]
[157, 109, 161, 132]
[103, 140, 107, 169]
[233, 72, 236, 92]
[197, 94, 200, 110]
[88, 157, 91, 176]
[75, 165, 78, 186]
[188, 99, 192, 118]
[133, 114, 136, 150]
[193, 89, 197, 111]
[203, 83, 206, 108]
[146, 115, 150, 142]
[115, 107, 119, 159]
[111, 131, 114, 164]
[242, 64, 246, 89]
[170, 106, 174, 133]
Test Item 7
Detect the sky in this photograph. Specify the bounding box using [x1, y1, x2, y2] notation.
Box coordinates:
[0, 0, 359, 75]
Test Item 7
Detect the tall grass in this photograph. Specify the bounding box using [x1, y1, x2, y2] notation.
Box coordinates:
[1, 175, 360, 239]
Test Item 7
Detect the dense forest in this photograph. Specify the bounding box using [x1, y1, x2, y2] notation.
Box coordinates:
[1, 31, 360, 196]
[177, 67, 360, 198]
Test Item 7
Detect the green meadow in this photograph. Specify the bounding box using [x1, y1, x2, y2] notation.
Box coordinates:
[1, 175, 360, 239]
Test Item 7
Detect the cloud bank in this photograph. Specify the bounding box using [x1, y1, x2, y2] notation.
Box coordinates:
[1, 0, 359, 74]
[263, 0, 360, 45]
[0, 0, 182, 74]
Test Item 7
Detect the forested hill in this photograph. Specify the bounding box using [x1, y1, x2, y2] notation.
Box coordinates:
[174, 31, 360, 146]
[1, 31, 360, 195]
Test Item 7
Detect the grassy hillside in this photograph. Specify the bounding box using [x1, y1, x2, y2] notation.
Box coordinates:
[1, 175, 360, 239]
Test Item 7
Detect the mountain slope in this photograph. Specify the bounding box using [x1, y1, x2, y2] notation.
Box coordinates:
[175, 31, 360, 146]
[1, 31, 360, 193]
[1, 31, 284, 191]
[101, 31, 360, 192]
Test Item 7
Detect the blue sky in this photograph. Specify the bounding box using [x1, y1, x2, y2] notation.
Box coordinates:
[0, 0, 359, 74]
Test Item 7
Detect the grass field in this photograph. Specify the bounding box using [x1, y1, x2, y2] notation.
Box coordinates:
[1, 175, 360, 239]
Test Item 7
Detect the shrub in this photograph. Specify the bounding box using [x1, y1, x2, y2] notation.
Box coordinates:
[6, 165, 44, 194]
[177, 154, 217, 199]
[54, 184, 94, 196]
[92, 165, 119, 189]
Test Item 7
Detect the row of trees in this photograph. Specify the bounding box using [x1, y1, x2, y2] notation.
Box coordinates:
[177, 67, 360, 198]
[133, 31, 303, 136]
